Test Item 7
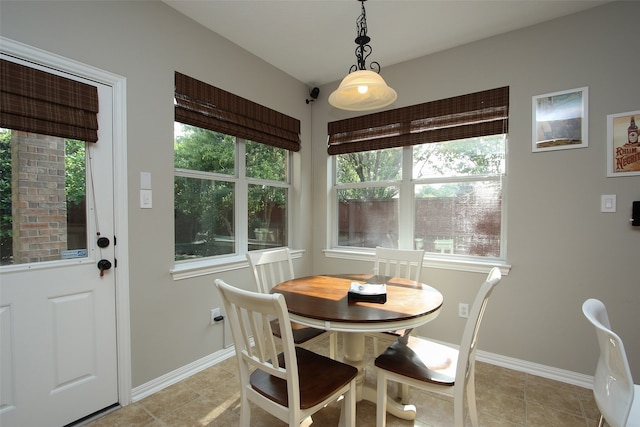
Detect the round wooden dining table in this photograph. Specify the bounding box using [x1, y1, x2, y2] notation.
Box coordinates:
[271, 273, 443, 420]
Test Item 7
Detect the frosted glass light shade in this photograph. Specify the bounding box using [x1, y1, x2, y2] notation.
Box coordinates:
[328, 70, 397, 111]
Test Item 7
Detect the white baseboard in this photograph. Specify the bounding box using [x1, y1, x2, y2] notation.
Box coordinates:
[476, 350, 593, 389]
[131, 345, 593, 404]
[131, 347, 236, 403]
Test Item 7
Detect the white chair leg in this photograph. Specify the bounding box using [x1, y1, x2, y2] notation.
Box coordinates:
[239, 394, 250, 427]
[344, 380, 357, 427]
[330, 332, 337, 359]
[377, 372, 387, 427]
[466, 373, 479, 427]
[453, 392, 465, 427]
[460, 367, 479, 427]
[597, 415, 605, 427]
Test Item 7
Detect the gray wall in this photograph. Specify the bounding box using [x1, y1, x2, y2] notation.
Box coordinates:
[0, 0, 314, 387]
[1, 0, 638, 389]
[311, 1, 639, 380]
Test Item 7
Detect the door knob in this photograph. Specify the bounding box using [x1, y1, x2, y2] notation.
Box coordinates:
[97, 259, 112, 276]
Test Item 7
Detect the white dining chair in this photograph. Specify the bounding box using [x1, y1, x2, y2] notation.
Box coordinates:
[368, 246, 425, 402]
[374, 267, 502, 427]
[369, 246, 425, 351]
[373, 246, 425, 281]
[215, 279, 357, 427]
[582, 298, 640, 427]
[246, 248, 336, 358]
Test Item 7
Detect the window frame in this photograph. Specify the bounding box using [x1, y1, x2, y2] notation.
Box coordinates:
[172, 127, 293, 279]
[328, 134, 511, 274]
[172, 73, 299, 279]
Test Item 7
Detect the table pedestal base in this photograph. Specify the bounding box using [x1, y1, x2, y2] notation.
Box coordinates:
[341, 332, 417, 421]
[361, 385, 416, 420]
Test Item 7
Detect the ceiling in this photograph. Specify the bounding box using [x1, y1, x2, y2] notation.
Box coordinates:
[163, 0, 610, 88]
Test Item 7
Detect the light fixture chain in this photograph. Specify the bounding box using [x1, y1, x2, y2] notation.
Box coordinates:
[350, 0, 380, 73]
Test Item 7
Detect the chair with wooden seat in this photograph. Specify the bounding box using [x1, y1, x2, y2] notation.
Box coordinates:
[246, 248, 336, 358]
[369, 246, 425, 353]
[368, 246, 425, 403]
[374, 267, 502, 427]
[582, 298, 640, 427]
[215, 279, 357, 427]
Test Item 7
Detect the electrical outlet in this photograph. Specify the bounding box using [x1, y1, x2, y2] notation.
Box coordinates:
[210, 308, 220, 325]
[458, 303, 469, 318]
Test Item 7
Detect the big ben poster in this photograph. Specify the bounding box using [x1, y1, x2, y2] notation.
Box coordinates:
[608, 110, 640, 177]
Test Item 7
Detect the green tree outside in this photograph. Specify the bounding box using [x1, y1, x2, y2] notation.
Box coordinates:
[336, 135, 504, 200]
[173, 124, 288, 259]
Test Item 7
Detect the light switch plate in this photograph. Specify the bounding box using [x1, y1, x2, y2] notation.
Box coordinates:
[601, 194, 616, 213]
[140, 172, 152, 190]
[140, 189, 153, 209]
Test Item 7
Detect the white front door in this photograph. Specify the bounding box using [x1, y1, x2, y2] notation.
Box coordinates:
[0, 58, 118, 427]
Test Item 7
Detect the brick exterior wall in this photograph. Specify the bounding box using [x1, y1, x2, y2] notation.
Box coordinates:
[11, 131, 67, 263]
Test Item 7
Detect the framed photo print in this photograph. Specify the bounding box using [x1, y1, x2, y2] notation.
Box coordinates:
[532, 87, 588, 152]
[607, 110, 640, 177]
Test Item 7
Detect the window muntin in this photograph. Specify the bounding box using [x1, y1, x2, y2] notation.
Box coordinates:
[174, 123, 289, 262]
[334, 134, 506, 259]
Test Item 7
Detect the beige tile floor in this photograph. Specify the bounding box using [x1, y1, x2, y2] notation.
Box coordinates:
[85, 336, 602, 427]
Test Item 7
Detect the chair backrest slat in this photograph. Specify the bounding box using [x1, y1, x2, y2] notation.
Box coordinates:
[374, 247, 424, 281]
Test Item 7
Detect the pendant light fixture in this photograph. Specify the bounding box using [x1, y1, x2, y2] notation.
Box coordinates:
[329, 0, 397, 111]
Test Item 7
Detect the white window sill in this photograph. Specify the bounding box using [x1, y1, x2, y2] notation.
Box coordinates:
[170, 249, 305, 281]
[323, 248, 511, 275]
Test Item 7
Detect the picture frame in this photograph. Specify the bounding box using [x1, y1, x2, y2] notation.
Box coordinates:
[532, 87, 588, 152]
[607, 110, 640, 177]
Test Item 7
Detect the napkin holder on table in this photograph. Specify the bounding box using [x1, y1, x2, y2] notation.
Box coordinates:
[348, 282, 387, 304]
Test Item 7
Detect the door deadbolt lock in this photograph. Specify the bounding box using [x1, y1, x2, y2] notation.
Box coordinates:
[97, 237, 110, 248]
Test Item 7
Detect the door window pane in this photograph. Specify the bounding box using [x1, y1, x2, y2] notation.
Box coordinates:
[0, 129, 88, 265]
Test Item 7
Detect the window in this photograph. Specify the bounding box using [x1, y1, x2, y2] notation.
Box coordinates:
[0, 130, 92, 265]
[174, 73, 298, 263]
[331, 87, 508, 260]
[0, 58, 100, 266]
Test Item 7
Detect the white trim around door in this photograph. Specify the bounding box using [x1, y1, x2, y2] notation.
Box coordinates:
[0, 36, 132, 407]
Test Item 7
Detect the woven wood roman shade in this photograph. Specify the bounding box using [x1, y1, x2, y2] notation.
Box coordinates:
[0, 59, 100, 142]
[175, 72, 301, 152]
[328, 86, 509, 155]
